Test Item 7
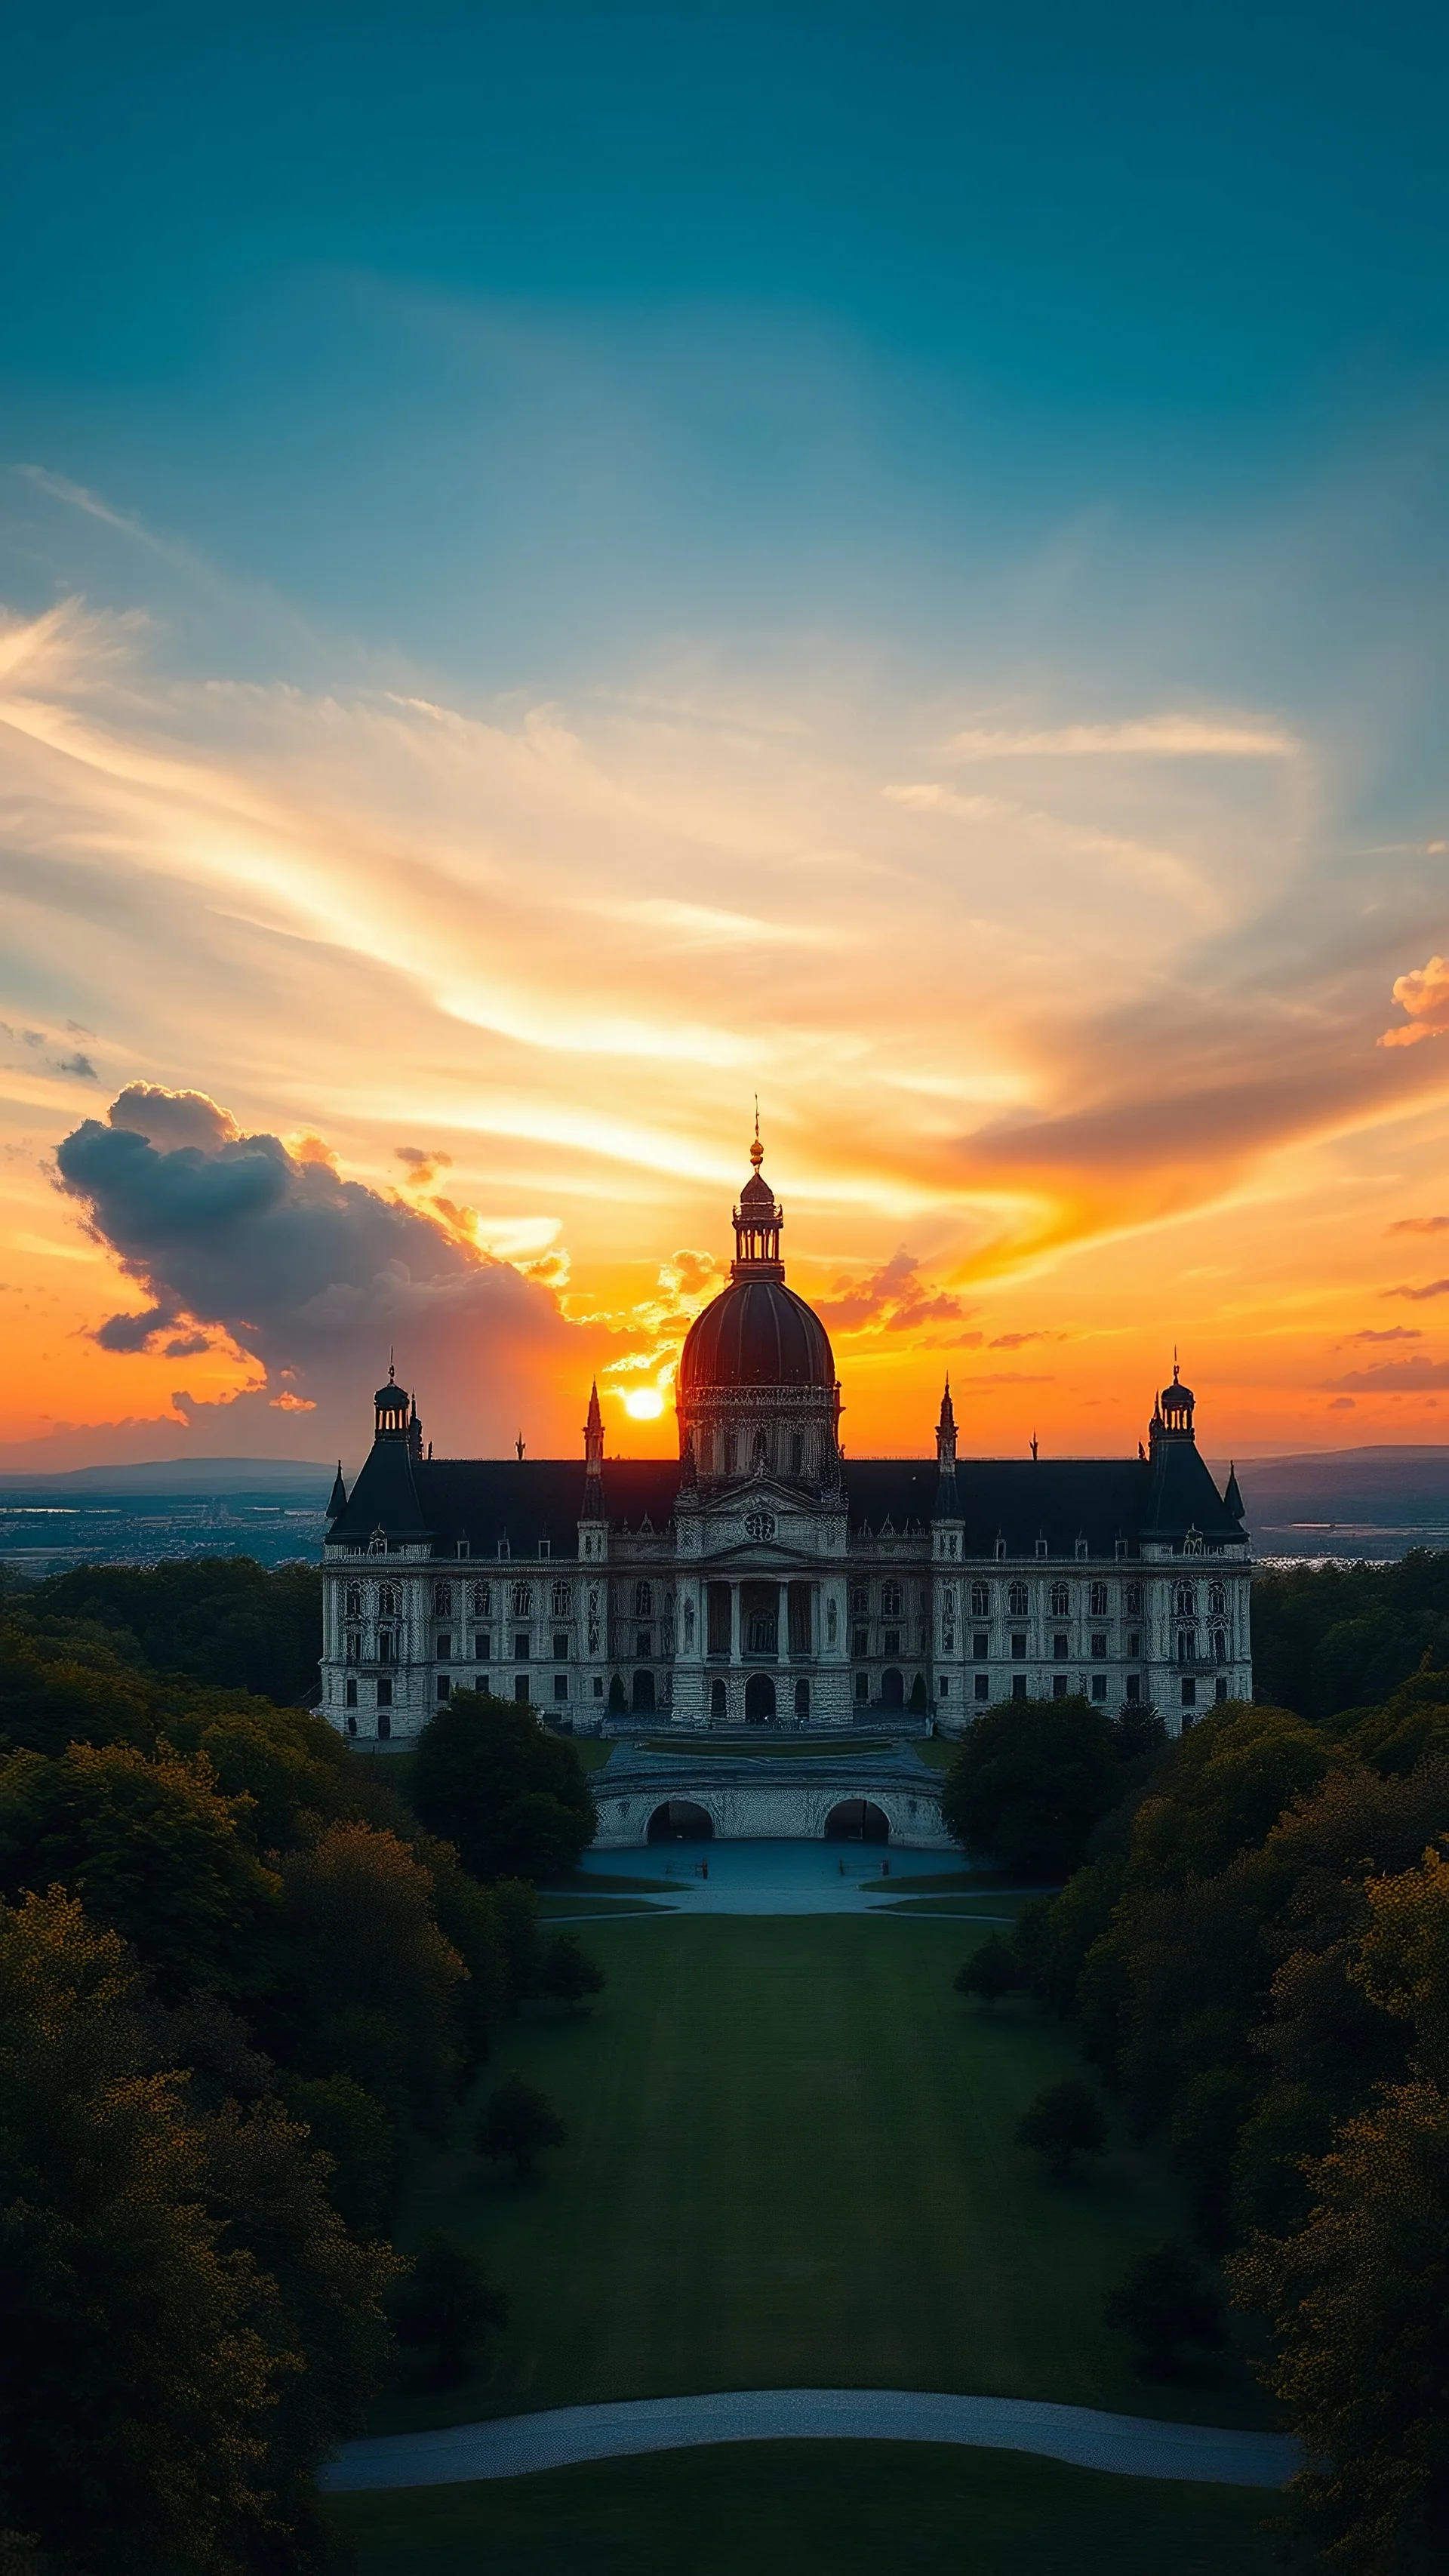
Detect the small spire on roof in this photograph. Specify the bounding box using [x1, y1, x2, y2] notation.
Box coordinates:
[515, 1432, 525, 1462]
[1030, 1431, 1038, 1461]
[750, 1095, 763, 1171]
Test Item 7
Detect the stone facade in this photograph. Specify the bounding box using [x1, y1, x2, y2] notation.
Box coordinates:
[321, 1144, 1251, 1743]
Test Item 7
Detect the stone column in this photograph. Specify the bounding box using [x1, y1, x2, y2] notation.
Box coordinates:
[730, 1581, 740, 1664]
[777, 1582, 789, 1661]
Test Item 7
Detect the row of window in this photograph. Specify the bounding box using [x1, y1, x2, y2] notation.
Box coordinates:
[342, 1577, 671, 1622]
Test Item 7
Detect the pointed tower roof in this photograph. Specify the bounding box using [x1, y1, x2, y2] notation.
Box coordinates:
[1223, 1461, 1245, 1522]
[326, 1460, 347, 1519]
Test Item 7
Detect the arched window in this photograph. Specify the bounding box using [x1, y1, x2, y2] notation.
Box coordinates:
[512, 1582, 533, 1618]
[551, 1580, 572, 1617]
[851, 1585, 869, 1613]
[344, 1585, 361, 1617]
[881, 1580, 902, 1617]
[1124, 1582, 1143, 1618]
[1174, 1583, 1196, 1619]
[635, 1580, 653, 1617]
[377, 1584, 398, 1617]
[1049, 1582, 1070, 1617]
[1089, 1582, 1109, 1617]
[1008, 1581, 1029, 1617]
[1213, 1628, 1228, 1664]
[1176, 1629, 1198, 1664]
[471, 1583, 491, 1617]
[970, 1582, 990, 1618]
[433, 1582, 452, 1617]
[1208, 1581, 1226, 1617]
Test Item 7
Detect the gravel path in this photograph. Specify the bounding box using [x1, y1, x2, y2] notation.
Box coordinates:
[321, 2387, 1297, 2494]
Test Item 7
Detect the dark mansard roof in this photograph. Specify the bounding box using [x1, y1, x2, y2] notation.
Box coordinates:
[330, 1436, 1244, 1557]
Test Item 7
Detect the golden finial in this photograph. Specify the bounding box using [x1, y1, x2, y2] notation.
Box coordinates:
[750, 1096, 763, 1170]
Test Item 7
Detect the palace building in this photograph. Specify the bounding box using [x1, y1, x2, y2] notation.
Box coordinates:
[320, 1137, 1251, 1741]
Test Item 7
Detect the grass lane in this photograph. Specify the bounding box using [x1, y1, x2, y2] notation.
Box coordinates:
[324, 2440, 1283, 2575]
[378, 1915, 1263, 2434]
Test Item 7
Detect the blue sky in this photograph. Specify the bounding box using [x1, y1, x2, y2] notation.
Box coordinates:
[3, 5, 1449, 1468]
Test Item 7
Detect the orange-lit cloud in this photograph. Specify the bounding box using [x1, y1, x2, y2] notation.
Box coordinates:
[2, 595, 1449, 1467]
[1380, 956, 1449, 1049]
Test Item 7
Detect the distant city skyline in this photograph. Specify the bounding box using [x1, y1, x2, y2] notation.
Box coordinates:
[2, 3, 1449, 1469]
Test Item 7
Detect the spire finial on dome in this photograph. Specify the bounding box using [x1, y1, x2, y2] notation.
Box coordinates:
[750, 1096, 763, 1170]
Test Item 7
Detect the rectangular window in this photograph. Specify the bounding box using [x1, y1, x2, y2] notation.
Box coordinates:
[882, 1627, 900, 1656]
[972, 1630, 989, 1660]
[474, 1631, 491, 1660]
[1180, 1678, 1197, 1708]
[1091, 1631, 1107, 1658]
[1053, 1632, 1069, 1660]
[853, 1623, 869, 1657]
[515, 1630, 531, 1660]
[345, 1678, 358, 1707]
[377, 1678, 392, 1707]
[1125, 1673, 1141, 1703]
[1091, 1674, 1108, 1700]
[970, 1583, 990, 1617]
[515, 1675, 530, 1703]
[436, 1676, 451, 1700]
[636, 1628, 652, 1657]
[1011, 1674, 1027, 1700]
[592, 1676, 604, 1697]
[974, 1673, 990, 1702]
[855, 1671, 869, 1701]
[552, 1630, 569, 1660]
[553, 1673, 568, 1700]
[1011, 1632, 1027, 1660]
[1052, 1674, 1069, 1700]
[1125, 1630, 1140, 1657]
[1215, 1676, 1228, 1701]
[437, 1633, 451, 1661]
[707, 1583, 731, 1657]
[938, 1676, 949, 1694]
[1089, 1582, 1109, 1617]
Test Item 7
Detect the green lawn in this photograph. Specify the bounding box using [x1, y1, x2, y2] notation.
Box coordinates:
[381, 1915, 1263, 2433]
[325, 2441, 1282, 2576]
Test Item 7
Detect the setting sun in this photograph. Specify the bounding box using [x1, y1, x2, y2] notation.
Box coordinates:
[623, 1386, 667, 1421]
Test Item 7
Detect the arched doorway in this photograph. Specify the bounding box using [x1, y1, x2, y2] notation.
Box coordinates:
[881, 1667, 904, 1709]
[647, 1799, 714, 1842]
[632, 1669, 656, 1714]
[744, 1671, 777, 1723]
[709, 1676, 728, 1719]
[824, 1799, 890, 1843]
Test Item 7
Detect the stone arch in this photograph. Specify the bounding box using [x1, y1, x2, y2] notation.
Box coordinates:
[881, 1667, 904, 1709]
[824, 1799, 890, 1843]
[647, 1798, 714, 1842]
[744, 1671, 776, 1723]
[632, 1669, 657, 1714]
[709, 1676, 728, 1719]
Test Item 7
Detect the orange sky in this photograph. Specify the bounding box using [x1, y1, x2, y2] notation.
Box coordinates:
[2, 598, 1447, 1475]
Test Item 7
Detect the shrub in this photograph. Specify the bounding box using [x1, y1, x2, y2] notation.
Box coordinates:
[1014, 2075, 1109, 2178]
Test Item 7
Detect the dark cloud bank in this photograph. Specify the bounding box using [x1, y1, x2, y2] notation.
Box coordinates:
[55, 1086, 593, 1457]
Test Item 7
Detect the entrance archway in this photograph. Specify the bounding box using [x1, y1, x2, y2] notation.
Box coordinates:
[824, 1799, 890, 1842]
[632, 1669, 656, 1714]
[709, 1677, 728, 1719]
[881, 1667, 904, 1709]
[647, 1799, 714, 1842]
[744, 1671, 777, 1723]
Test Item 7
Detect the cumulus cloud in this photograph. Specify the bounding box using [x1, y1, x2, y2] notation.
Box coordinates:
[396, 1145, 453, 1188]
[54, 1085, 611, 1453]
[814, 1252, 970, 1335]
[1379, 955, 1449, 1048]
[1322, 1357, 1449, 1393]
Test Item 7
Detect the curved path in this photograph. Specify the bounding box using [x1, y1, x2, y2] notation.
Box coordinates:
[321, 2389, 1298, 2494]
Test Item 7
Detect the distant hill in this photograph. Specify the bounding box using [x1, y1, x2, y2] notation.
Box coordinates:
[0, 1457, 335, 1497]
[1223, 1445, 1449, 1560]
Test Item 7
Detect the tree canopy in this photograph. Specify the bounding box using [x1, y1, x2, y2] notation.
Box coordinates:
[408, 1689, 596, 1883]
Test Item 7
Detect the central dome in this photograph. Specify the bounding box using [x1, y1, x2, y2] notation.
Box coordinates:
[679, 1275, 835, 1394]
